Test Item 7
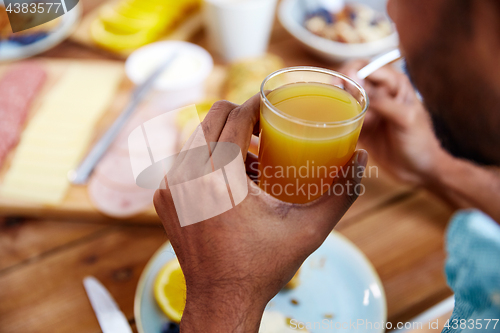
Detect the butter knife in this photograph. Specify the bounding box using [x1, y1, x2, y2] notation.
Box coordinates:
[69, 52, 178, 185]
[83, 276, 133, 333]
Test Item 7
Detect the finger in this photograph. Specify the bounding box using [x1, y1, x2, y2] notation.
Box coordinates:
[394, 75, 418, 105]
[369, 88, 410, 127]
[245, 152, 259, 182]
[337, 60, 370, 88]
[201, 100, 239, 144]
[163, 125, 212, 184]
[217, 93, 261, 159]
[365, 66, 402, 95]
[298, 150, 368, 236]
[395, 80, 412, 105]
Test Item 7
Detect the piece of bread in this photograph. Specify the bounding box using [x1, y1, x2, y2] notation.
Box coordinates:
[225, 54, 285, 105]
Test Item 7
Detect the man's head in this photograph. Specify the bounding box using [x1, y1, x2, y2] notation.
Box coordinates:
[388, 0, 500, 165]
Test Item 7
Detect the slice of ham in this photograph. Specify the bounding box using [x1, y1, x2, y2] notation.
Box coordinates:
[88, 110, 154, 218]
[88, 103, 177, 219]
[94, 150, 138, 189]
[88, 99, 189, 219]
[88, 177, 155, 219]
[0, 62, 46, 166]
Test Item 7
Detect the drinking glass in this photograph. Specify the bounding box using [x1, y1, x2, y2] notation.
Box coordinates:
[258, 67, 368, 204]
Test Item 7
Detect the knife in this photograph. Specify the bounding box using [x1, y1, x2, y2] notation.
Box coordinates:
[83, 276, 133, 333]
[69, 52, 179, 185]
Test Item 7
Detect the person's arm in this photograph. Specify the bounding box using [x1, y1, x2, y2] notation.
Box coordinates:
[181, 290, 266, 332]
[426, 151, 500, 222]
[341, 61, 500, 223]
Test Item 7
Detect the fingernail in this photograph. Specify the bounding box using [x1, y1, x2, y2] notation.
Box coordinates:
[356, 150, 368, 167]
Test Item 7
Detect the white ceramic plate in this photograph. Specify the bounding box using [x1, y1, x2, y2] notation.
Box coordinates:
[134, 231, 387, 333]
[0, 2, 81, 62]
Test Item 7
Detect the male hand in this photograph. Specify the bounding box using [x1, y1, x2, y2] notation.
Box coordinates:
[154, 94, 368, 332]
[340, 61, 500, 222]
[341, 61, 447, 186]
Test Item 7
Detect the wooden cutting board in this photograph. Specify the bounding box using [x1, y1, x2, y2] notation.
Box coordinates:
[0, 58, 227, 223]
[0, 58, 412, 223]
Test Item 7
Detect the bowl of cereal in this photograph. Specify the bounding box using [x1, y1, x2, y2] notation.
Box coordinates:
[278, 0, 399, 62]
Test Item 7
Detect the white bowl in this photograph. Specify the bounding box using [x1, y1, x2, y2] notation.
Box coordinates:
[0, 3, 82, 62]
[278, 0, 399, 62]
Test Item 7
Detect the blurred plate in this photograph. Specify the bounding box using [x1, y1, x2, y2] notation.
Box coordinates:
[134, 231, 386, 333]
[279, 0, 399, 62]
[134, 240, 176, 333]
[0, 2, 81, 62]
[266, 231, 386, 332]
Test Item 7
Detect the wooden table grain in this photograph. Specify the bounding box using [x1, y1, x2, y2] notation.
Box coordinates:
[0, 0, 454, 332]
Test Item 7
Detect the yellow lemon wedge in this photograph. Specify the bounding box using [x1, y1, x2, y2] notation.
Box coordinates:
[154, 258, 186, 323]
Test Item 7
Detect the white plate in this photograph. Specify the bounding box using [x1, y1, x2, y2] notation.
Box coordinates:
[134, 231, 387, 333]
[0, 2, 81, 62]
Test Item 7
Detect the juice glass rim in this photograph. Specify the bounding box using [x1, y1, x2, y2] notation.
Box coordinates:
[260, 66, 369, 127]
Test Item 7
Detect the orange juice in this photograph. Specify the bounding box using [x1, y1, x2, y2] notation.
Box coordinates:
[258, 82, 364, 204]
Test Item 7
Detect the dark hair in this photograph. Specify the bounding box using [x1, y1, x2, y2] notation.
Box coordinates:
[445, 0, 474, 36]
[408, 0, 500, 165]
[447, 0, 500, 37]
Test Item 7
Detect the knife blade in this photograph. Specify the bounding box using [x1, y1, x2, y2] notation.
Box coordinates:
[83, 276, 133, 333]
[69, 52, 179, 185]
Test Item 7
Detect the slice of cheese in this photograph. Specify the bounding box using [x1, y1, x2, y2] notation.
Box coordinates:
[0, 63, 123, 205]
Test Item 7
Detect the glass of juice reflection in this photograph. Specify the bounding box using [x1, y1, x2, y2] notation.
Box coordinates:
[258, 67, 368, 204]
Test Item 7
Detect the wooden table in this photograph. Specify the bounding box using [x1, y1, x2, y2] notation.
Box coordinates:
[0, 1, 454, 332]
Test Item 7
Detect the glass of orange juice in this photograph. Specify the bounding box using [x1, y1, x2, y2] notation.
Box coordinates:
[258, 67, 368, 204]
